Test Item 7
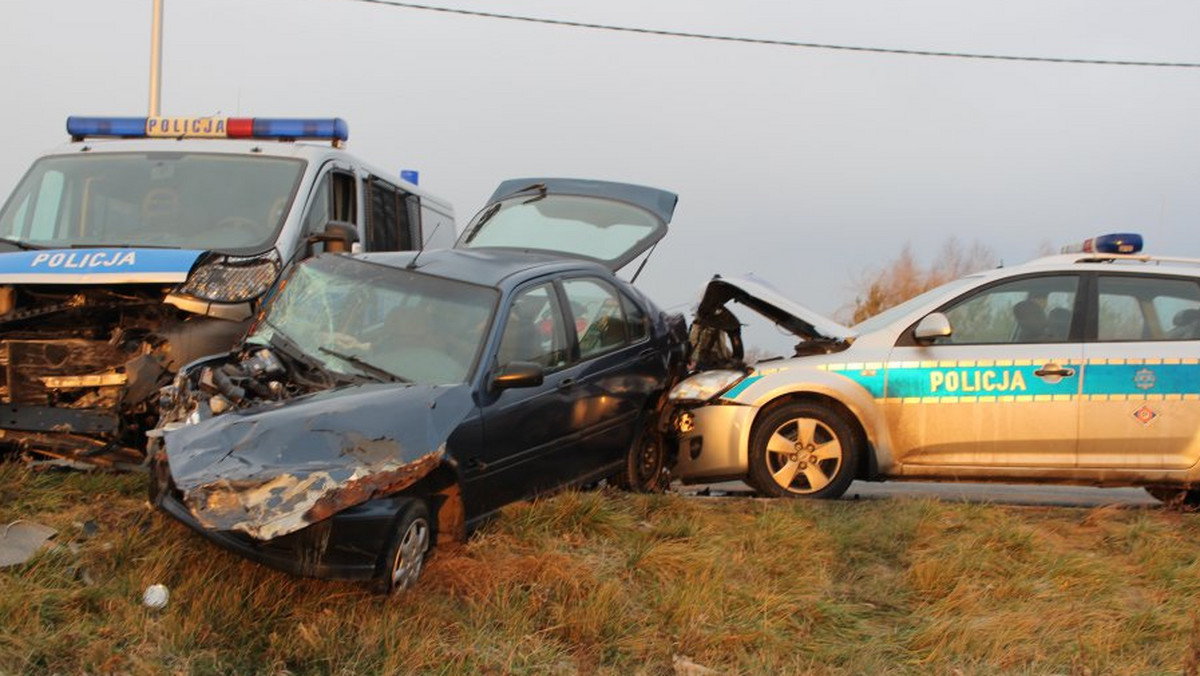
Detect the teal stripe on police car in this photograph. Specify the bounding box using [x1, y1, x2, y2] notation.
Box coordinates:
[1081, 362, 1200, 396]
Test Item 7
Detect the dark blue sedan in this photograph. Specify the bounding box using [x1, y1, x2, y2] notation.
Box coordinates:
[150, 179, 687, 592]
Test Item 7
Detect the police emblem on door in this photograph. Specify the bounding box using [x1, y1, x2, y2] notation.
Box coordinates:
[1133, 368, 1156, 391]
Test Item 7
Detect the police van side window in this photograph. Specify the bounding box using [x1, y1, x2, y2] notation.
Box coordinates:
[366, 177, 420, 252]
[938, 275, 1079, 344]
[301, 171, 355, 255]
[1097, 276, 1200, 342]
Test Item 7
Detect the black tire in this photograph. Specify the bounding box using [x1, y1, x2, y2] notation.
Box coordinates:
[1145, 487, 1200, 507]
[376, 498, 432, 594]
[612, 419, 670, 493]
[746, 402, 859, 499]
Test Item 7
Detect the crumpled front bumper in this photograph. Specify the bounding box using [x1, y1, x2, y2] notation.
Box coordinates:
[153, 458, 407, 581]
[670, 402, 757, 483]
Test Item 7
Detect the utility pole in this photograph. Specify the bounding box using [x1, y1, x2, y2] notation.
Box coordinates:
[149, 0, 164, 116]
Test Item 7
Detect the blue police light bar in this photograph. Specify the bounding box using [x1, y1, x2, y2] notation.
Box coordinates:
[67, 117, 150, 138]
[66, 116, 349, 144]
[1061, 233, 1144, 255]
[400, 169, 420, 185]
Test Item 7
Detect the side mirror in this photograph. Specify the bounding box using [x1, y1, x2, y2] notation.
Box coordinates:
[491, 361, 544, 391]
[913, 312, 953, 343]
[308, 220, 360, 255]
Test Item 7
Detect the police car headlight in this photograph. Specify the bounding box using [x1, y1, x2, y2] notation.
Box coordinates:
[669, 370, 747, 403]
[178, 251, 280, 303]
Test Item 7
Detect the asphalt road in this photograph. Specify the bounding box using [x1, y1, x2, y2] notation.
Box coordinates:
[677, 480, 1161, 508]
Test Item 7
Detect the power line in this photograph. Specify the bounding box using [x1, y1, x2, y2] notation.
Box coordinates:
[344, 0, 1200, 69]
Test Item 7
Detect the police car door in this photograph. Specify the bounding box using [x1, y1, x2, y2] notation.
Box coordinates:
[1078, 273, 1200, 469]
[884, 274, 1083, 469]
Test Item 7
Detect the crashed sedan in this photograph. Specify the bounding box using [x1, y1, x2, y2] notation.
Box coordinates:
[151, 179, 686, 591]
[670, 234, 1200, 504]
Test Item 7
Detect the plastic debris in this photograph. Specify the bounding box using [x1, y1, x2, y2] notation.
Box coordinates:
[672, 655, 718, 676]
[142, 583, 170, 609]
[0, 520, 57, 567]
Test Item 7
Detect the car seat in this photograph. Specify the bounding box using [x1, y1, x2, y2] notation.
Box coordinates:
[1012, 299, 1048, 342]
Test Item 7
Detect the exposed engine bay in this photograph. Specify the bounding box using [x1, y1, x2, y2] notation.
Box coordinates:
[0, 283, 247, 468]
[157, 340, 352, 429]
[686, 275, 853, 371]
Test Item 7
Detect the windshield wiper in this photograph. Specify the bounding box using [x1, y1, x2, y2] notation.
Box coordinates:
[264, 321, 325, 373]
[0, 237, 41, 251]
[317, 346, 410, 384]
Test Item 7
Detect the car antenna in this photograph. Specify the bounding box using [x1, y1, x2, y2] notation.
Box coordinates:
[407, 222, 441, 269]
[628, 242, 659, 284]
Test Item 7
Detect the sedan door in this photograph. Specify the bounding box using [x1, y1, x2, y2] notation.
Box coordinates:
[554, 276, 664, 477]
[468, 281, 580, 515]
[883, 274, 1084, 469]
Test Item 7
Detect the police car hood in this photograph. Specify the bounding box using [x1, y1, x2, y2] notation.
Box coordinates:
[0, 247, 206, 284]
[698, 274, 855, 343]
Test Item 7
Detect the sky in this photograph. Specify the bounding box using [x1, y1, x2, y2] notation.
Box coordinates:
[4, 0, 1200, 325]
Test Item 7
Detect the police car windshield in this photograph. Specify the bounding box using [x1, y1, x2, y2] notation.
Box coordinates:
[0, 153, 304, 252]
[853, 276, 980, 334]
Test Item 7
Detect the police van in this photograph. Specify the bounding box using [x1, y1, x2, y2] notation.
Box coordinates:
[670, 234, 1200, 506]
[0, 115, 454, 467]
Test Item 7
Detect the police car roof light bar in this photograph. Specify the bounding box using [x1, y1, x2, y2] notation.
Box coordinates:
[66, 116, 349, 146]
[1061, 233, 1143, 255]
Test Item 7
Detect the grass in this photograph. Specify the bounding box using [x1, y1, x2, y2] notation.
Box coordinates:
[2, 462, 1200, 675]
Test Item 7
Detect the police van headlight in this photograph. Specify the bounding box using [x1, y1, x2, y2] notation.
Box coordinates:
[178, 251, 281, 303]
[669, 370, 747, 403]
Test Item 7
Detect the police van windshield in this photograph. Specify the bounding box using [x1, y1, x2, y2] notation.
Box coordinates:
[0, 153, 304, 251]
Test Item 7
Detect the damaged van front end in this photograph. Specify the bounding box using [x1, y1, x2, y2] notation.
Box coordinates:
[0, 244, 280, 469]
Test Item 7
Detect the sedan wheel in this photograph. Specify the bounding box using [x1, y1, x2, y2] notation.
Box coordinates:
[747, 402, 859, 499]
[382, 499, 431, 594]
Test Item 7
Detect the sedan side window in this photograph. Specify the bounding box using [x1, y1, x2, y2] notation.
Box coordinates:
[497, 284, 569, 370]
[1098, 275, 1200, 341]
[938, 275, 1079, 344]
[562, 278, 633, 359]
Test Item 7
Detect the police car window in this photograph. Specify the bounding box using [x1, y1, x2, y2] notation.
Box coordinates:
[562, 278, 631, 359]
[939, 275, 1078, 345]
[497, 284, 569, 370]
[1098, 276, 1200, 342]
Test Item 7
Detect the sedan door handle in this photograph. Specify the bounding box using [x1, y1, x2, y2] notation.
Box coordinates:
[1034, 366, 1075, 378]
[557, 377, 577, 391]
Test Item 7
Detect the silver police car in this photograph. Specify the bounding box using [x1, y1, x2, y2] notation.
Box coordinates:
[669, 234, 1200, 505]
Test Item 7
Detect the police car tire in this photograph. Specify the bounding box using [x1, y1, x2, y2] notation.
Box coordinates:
[746, 402, 859, 500]
[375, 498, 432, 595]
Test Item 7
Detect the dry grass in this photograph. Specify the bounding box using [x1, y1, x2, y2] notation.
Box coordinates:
[2, 462, 1200, 674]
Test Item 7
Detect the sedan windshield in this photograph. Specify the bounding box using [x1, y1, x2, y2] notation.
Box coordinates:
[0, 153, 304, 251]
[250, 255, 498, 385]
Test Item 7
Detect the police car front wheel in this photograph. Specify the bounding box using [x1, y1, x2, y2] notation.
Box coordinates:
[746, 402, 859, 499]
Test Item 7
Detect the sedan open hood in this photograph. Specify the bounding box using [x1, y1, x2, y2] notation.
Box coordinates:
[697, 274, 855, 343]
[163, 382, 476, 540]
[455, 178, 678, 271]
